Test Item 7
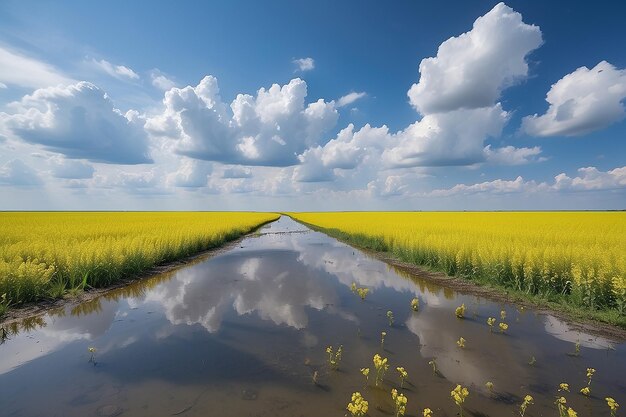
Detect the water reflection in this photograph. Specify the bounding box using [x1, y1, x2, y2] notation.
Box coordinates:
[0, 216, 624, 417]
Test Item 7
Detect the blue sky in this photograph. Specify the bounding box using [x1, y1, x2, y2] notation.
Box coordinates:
[0, 0, 625, 210]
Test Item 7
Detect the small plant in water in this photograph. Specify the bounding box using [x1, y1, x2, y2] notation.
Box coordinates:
[326, 345, 343, 370]
[88, 347, 97, 365]
[351, 282, 357, 293]
[361, 367, 370, 385]
[586, 367, 595, 386]
[347, 392, 369, 417]
[500, 309, 507, 320]
[606, 397, 620, 417]
[528, 356, 536, 366]
[423, 408, 433, 417]
[456, 337, 466, 348]
[397, 366, 408, 388]
[499, 322, 508, 333]
[411, 297, 419, 311]
[580, 386, 590, 396]
[391, 389, 408, 417]
[519, 394, 533, 416]
[555, 396, 578, 417]
[356, 287, 370, 300]
[559, 383, 570, 392]
[428, 359, 437, 374]
[455, 303, 466, 318]
[373, 353, 389, 387]
[312, 370, 319, 385]
[387, 310, 394, 326]
[450, 384, 469, 417]
[574, 340, 581, 356]
[381, 331, 387, 349]
[485, 381, 494, 394]
[487, 317, 496, 332]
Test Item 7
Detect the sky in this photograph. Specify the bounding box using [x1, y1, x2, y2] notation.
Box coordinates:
[0, 0, 625, 211]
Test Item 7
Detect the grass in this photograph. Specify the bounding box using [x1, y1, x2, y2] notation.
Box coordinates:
[0, 212, 279, 313]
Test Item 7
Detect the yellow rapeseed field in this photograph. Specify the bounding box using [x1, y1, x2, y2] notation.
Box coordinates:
[290, 212, 626, 313]
[0, 212, 278, 308]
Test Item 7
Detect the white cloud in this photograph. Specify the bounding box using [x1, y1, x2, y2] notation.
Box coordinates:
[91, 58, 139, 80]
[553, 166, 626, 191]
[428, 176, 530, 197]
[166, 158, 212, 188]
[150, 70, 177, 91]
[1, 82, 152, 164]
[146, 76, 338, 166]
[522, 61, 626, 136]
[0, 45, 74, 89]
[383, 104, 509, 167]
[294, 104, 509, 183]
[49, 156, 95, 179]
[295, 3, 543, 184]
[426, 165, 626, 197]
[293, 57, 315, 72]
[407, 2, 542, 114]
[483, 144, 544, 165]
[337, 92, 367, 108]
[0, 159, 42, 186]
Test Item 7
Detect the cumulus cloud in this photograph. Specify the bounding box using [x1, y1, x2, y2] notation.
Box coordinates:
[1, 82, 152, 164]
[426, 165, 626, 197]
[383, 104, 509, 167]
[294, 3, 544, 184]
[522, 61, 626, 136]
[407, 2, 542, 114]
[91, 58, 139, 80]
[337, 92, 367, 108]
[295, 105, 509, 182]
[0, 45, 74, 89]
[553, 166, 626, 191]
[49, 156, 95, 179]
[166, 158, 212, 188]
[146, 76, 338, 166]
[150, 70, 176, 91]
[0, 159, 42, 186]
[483, 144, 544, 165]
[293, 57, 315, 72]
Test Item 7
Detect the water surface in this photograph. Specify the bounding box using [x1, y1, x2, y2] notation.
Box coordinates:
[1, 216, 624, 417]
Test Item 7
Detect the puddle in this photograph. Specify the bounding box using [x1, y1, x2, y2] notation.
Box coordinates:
[0, 216, 624, 416]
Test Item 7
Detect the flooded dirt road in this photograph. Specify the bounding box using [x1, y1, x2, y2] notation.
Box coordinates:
[1, 216, 624, 416]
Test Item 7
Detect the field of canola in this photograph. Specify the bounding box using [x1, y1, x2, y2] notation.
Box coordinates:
[290, 212, 626, 320]
[0, 212, 278, 311]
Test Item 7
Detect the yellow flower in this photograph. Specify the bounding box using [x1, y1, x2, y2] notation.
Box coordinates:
[361, 367, 370, 376]
[455, 303, 466, 318]
[411, 297, 419, 311]
[499, 322, 508, 332]
[485, 381, 494, 391]
[88, 347, 96, 353]
[456, 337, 466, 348]
[567, 408, 578, 417]
[391, 389, 408, 417]
[559, 383, 570, 392]
[500, 310, 507, 320]
[450, 384, 469, 407]
[347, 392, 369, 417]
[606, 397, 620, 414]
[487, 317, 496, 328]
[580, 386, 590, 396]
[423, 408, 433, 417]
